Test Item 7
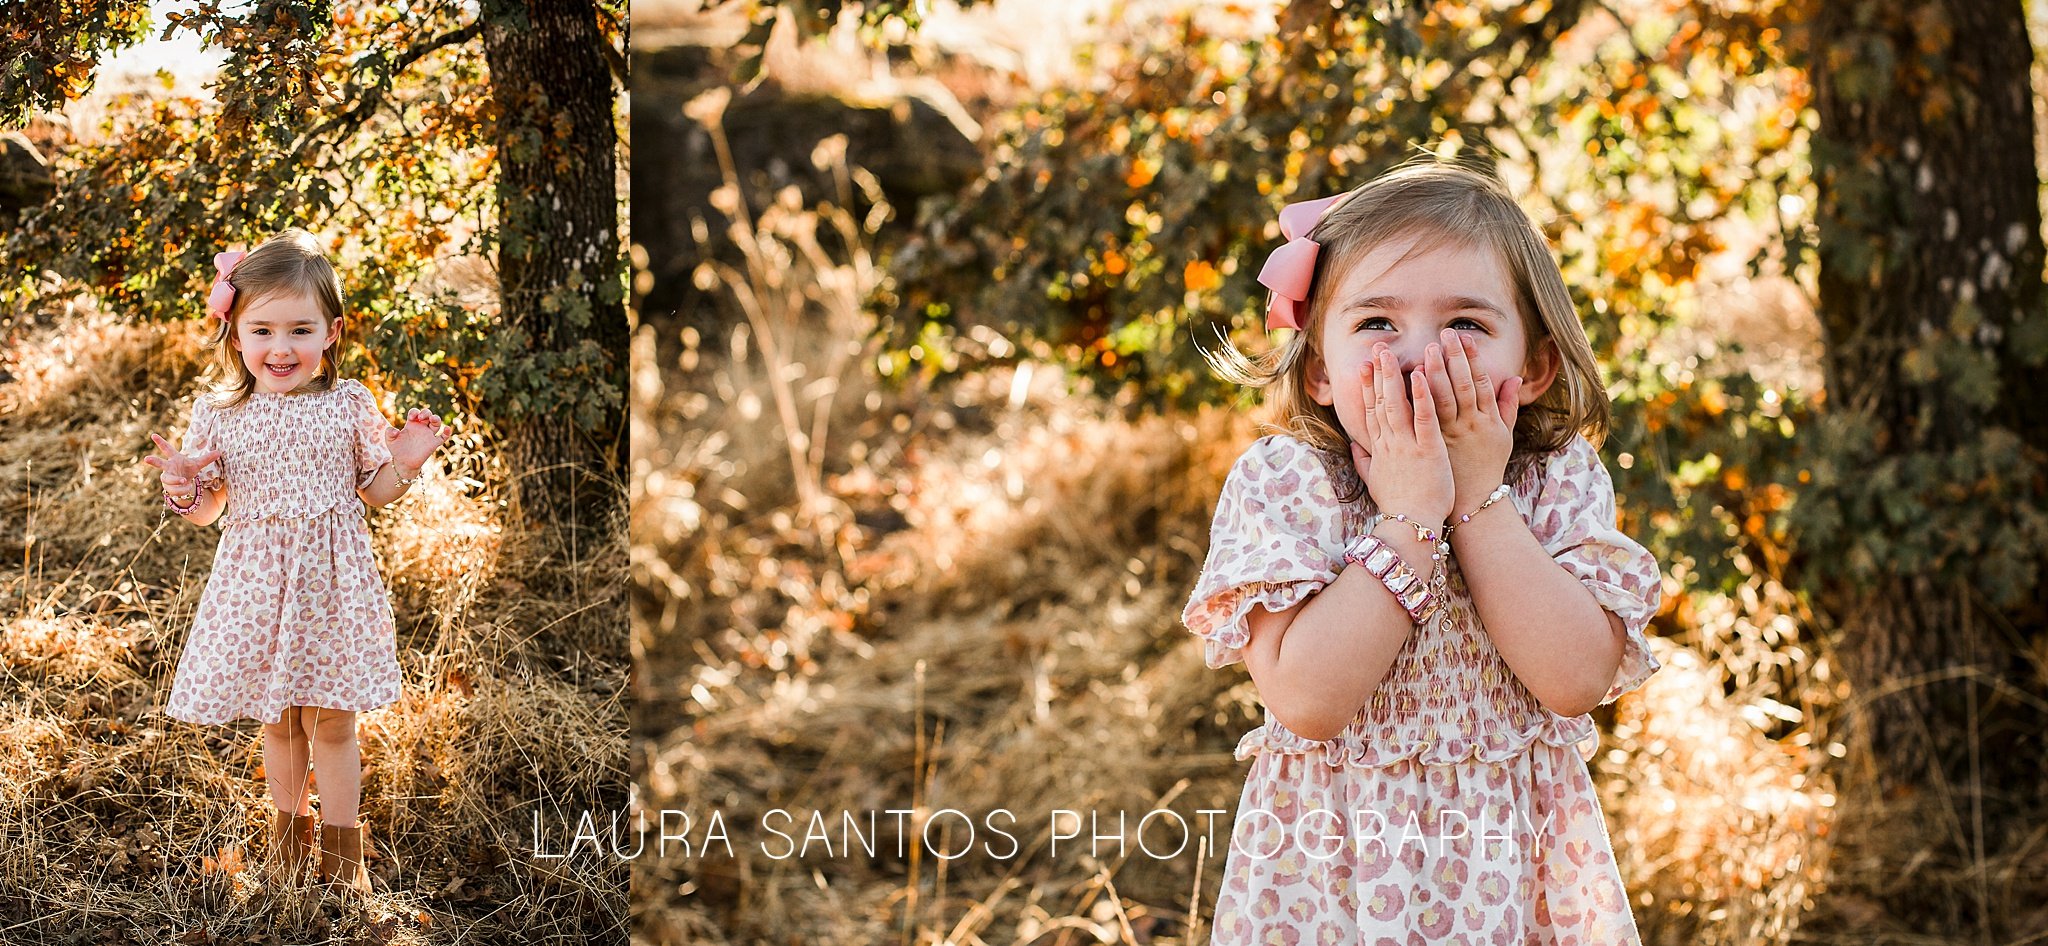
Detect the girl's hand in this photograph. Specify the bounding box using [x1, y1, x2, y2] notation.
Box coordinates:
[1356, 343, 1454, 524]
[142, 432, 221, 498]
[386, 407, 453, 474]
[1424, 330, 1522, 516]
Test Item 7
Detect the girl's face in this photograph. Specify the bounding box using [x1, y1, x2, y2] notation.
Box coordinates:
[1306, 234, 1557, 444]
[231, 292, 337, 394]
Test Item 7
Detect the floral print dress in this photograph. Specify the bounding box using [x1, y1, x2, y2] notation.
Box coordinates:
[1182, 434, 1663, 944]
[165, 379, 404, 726]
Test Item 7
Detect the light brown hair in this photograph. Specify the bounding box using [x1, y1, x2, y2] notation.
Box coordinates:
[202, 228, 346, 407]
[1202, 158, 1610, 501]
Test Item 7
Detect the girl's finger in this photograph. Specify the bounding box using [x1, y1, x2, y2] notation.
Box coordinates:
[1384, 357, 1414, 436]
[1369, 347, 1389, 415]
[1448, 331, 1482, 418]
[1426, 342, 1456, 421]
[1498, 375, 1524, 426]
[1373, 348, 1397, 424]
[192, 449, 222, 470]
[1360, 361, 1383, 445]
[149, 432, 175, 455]
[141, 455, 166, 471]
[1409, 366, 1437, 441]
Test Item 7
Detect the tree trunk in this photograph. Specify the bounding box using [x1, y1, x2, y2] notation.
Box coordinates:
[481, 0, 628, 534]
[1807, 0, 2048, 928]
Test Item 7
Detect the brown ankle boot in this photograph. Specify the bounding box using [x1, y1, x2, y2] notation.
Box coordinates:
[317, 821, 375, 894]
[268, 810, 316, 883]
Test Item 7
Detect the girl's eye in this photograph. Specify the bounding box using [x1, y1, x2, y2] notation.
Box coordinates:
[1357, 317, 1394, 331]
[1450, 317, 1488, 332]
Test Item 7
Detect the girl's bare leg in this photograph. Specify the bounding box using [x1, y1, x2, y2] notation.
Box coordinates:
[262, 711, 313, 816]
[300, 706, 363, 826]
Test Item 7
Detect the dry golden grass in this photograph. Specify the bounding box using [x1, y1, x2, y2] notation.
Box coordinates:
[1, 300, 628, 943]
[629, 148, 1849, 943]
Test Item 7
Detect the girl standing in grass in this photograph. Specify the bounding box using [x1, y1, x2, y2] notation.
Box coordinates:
[1182, 161, 1663, 942]
[143, 228, 450, 894]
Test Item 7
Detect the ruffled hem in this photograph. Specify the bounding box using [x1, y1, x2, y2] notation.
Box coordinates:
[165, 685, 402, 726]
[1581, 577, 1662, 705]
[1233, 713, 1597, 767]
[1186, 578, 1329, 669]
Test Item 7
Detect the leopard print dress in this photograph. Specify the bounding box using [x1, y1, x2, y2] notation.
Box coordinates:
[165, 379, 403, 725]
[1182, 434, 1663, 945]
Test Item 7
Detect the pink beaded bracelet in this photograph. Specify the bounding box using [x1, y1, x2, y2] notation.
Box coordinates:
[1343, 530, 1446, 625]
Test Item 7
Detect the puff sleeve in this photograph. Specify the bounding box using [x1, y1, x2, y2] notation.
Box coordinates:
[1180, 436, 1349, 670]
[344, 380, 395, 489]
[178, 394, 226, 489]
[1525, 436, 1664, 704]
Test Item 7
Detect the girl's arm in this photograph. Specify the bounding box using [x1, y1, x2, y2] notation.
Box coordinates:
[175, 483, 229, 527]
[1242, 522, 1437, 741]
[349, 386, 447, 509]
[1245, 354, 1459, 741]
[1449, 511, 1624, 718]
[356, 460, 419, 508]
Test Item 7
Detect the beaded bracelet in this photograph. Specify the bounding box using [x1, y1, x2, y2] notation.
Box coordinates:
[1445, 483, 1513, 537]
[162, 469, 223, 516]
[1379, 512, 1446, 550]
[1343, 526, 1448, 625]
[395, 465, 423, 487]
[162, 488, 202, 515]
[1379, 512, 1451, 614]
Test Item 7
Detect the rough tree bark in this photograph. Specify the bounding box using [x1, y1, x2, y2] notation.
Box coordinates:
[1807, 0, 2047, 921]
[482, 0, 628, 534]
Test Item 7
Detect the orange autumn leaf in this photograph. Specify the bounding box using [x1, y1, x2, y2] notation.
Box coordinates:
[200, 844, 245, 875]
[1183, 259, 1221, 292]
[1102, 249, 1128, 276]
[1125, 158, 1156, 188]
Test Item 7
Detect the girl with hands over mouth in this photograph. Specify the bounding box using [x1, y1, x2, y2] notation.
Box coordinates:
[143, 228, 453, 897]
[1182, 161, 1663, 943]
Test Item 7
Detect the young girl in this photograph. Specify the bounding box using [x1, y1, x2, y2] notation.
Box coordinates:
[1182, 162, 1663, 941]
[142, 229, 451, 894]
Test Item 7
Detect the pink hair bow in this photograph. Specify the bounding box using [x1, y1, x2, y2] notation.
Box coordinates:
[1256, 193, 1349, 331]
[205, 250, 246, 323]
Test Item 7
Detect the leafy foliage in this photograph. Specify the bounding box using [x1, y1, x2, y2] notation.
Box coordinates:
[1, 0, 153, 124]
[2, 0, 627, 437]
[874, 1, 1834, 605]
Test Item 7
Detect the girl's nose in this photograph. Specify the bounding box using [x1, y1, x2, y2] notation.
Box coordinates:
[1372, 342, 1427, 378]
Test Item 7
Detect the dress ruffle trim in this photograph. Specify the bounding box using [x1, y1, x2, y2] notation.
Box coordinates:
[1188, 578, 1329, 669]
[1233, 712, 1597, 767]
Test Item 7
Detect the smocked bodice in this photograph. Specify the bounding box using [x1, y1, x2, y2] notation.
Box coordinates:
[181, 379, 393, 524]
